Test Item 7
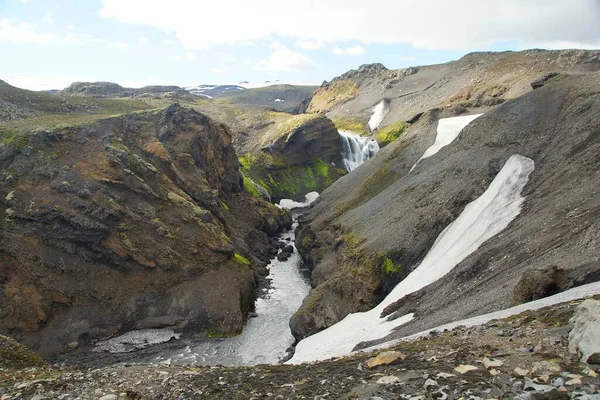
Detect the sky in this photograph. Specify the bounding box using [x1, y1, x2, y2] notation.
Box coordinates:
[1, 0, 599, 91]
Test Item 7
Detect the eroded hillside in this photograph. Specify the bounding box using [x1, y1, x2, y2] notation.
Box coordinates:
[0, 104, 290, 357]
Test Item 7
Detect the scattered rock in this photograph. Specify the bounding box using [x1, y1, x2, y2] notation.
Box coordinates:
[366, 351, 407, 368]
[454, 365, 478, 374]
[530, 72, 560, 89]
[377, 375, 401, 384]
[482, 357, 503, 369]
[532, 361, 562, 375]
[423, 378, 438, 389]
[514, 367, 531, 377]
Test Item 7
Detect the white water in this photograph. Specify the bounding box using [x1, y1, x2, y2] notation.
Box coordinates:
[411, 114, 483, 172]
[278, 192, 320, 210]
[289, 154, 535, 364]
[368, 100, 389, 131]
[339, 130, 380, 171]
[146, 217, 310, 366]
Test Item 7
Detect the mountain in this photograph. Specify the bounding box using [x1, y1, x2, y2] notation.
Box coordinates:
[290, 66, 600, 356]
[186, 83, 318, 113]
[60, 81, 197, 100]
[310, 49, 600, 138]
[0, 104, 290, 356]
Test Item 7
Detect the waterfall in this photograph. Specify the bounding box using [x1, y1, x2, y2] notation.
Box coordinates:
[339, 130, 380, 172]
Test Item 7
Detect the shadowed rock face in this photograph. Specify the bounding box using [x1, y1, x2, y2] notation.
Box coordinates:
[262, 116, 343, 167]
[291, 73, 600, 343]
[0, 104, 291, 356]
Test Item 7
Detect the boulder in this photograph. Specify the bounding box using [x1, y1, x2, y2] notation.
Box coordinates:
[568, 299, 600, 363]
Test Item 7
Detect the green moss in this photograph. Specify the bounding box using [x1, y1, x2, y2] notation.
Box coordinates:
[167, 192, 189, 204]
[0, 334, 46, 369]
[234, 253, 250, 266]
[375, 120, 406, 146]
[243, 174, 262, 198]
[108, 140, 130, 153]
[381, 257, 403, 276]
[332, 116, 370, 136]
[0, 128, 29, 149]
[221, 201, 230, 211]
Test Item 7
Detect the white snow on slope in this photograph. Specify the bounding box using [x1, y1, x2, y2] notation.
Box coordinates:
[278, 192, 320, 210]
[289, 154, 535, 364]
[362, 281, 600, 355]
[411, 114, 483, 171]
[368, 100, 389, 131]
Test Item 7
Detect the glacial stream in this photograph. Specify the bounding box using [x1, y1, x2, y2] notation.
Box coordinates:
[142, 210, 311, 366]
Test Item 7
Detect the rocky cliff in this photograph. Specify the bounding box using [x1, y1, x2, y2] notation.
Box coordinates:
[240, 114, 346, 202]
[291, 72, 600, 344]
[0, 104, 291, 356]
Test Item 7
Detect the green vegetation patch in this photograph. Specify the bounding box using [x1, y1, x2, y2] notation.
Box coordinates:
[332, 116, 370, 136]
[308, 79, 360, 113]
[0, 128, 29, 149]
[375, 120, 406, 146]
[0, 334, 46, 369]
[234, 253, 250, 266]
[381, 257, 403, 276]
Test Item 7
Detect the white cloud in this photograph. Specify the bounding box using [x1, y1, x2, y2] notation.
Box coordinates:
[211, 67, 225, 73]
[295, 39, 324, 50]
[0, 18, 57, 43]
[185, 51, 196, 62]
[256, 48, 316, 72]
[42, 10, 54, 24]
[19, 0, 29, 3]
[168, 55, 183, 61]
[0, 74, 87, 90]
[138, 36, 148, 43]
[219, 53, 235, 63]
[105, 40, 128, 51]
[100, 0, 600, 51]
[333, 45, 365, 56]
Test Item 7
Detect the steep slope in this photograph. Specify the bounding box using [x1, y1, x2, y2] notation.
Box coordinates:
[291, 73, 600, 347]
[0, 104, 290, 357]
[309, 50, 600, 143]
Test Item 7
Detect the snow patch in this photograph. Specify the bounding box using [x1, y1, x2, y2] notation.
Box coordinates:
[278, 192, 320, 210]
[368, 100, 389, 131]
[411, 114, 483, 171]
[94, 329, 181, 353]
[368, 282, 600, 355]
[289, 154, 535, 364]
[274, 98, 285, 102]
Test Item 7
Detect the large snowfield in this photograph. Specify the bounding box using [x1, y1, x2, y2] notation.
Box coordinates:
[289, 154, 536, 364]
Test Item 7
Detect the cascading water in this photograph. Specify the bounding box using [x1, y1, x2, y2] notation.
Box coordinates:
[339, 130, 380, 172]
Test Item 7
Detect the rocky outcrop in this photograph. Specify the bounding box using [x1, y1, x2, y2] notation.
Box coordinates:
[241, 114, 346, 201]
[0, 104, 291, 357]
[291, 73, 600, 343]
[261, 114, 343, 166]
[569, 299, 600, 363]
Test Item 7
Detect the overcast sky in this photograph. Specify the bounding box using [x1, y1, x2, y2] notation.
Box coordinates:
[1, 0, 599, 90]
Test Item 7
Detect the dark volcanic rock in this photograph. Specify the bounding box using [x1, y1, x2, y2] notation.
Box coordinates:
[0, 104, 290, 357]
[531, 72, 560, 89]
[291, 73, 600, 342]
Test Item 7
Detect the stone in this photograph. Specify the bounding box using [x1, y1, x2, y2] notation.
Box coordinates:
[551, 378, 564, 387]
[99, 396, 118, 400]
[532, 361, 562, 374]
[565, 377, 582, 385]
[587, 353, 600, 365]
[454, 365, 478, 374]
[366, 351, 406, 368]
[514, 367, 531, 377]
[376, 375, 401, 384]
[423, 378, 438, 389]
[524, 378, 554, 393]
[568, 299, 600, 363]
[489, 369, 500, 376]
[482, 357, 503, 369]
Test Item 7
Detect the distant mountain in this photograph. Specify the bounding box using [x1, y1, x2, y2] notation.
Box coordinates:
[185, 83, 317, 113]
[60, 81, 197, 100]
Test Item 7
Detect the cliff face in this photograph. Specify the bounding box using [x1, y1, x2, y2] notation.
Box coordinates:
[241, 114, 346, 202]
[291, 73, 600, 343]
[0, 104, 291, 356]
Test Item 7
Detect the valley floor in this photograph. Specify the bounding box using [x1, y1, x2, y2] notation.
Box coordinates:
[2, 298, 599, 400]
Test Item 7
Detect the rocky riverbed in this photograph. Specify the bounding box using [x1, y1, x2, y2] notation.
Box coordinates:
[2, 298, 599, 399]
